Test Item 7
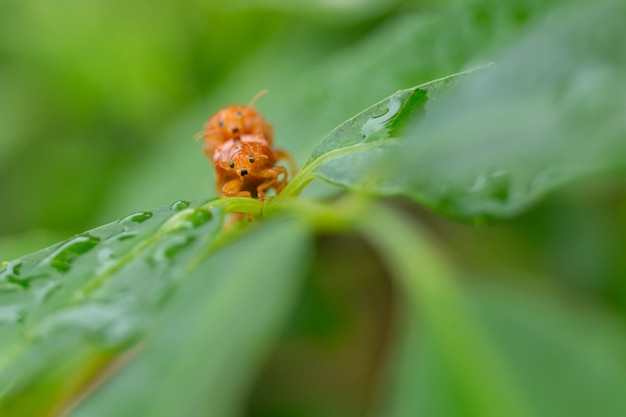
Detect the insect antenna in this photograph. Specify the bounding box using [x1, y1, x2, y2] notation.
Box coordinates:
[248, 89, 268, 107]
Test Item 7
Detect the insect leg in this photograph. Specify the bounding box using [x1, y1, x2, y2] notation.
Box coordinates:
[273, 149, 297, 177]
[256, 166, 288, 199]
[222, 178, 251, 198]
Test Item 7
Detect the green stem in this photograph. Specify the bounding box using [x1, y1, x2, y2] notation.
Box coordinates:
[203, 197, 264, 215]
[280, 140, 399, 197]
[357, 201, 532, 417]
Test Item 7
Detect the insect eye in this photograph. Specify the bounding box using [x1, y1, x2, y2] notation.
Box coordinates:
[249, 157, 254, 163]
[229, 161, 234, 169]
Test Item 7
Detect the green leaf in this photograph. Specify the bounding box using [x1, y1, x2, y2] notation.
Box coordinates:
[360, 201, 626, 417]
[0, 199, 228, 416]
[388, 1, 626, 219]
[284, 2, 626, 221]
[359, 203, 532, 417]
[385, 284, 626, 417]
[69, 220, 311, 417]
[281, 69, 479, 197]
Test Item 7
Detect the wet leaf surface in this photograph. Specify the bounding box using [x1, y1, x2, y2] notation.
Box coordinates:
[388, 2, 626, 219]
[0, 199, 224, 416]
[70, 220, 311, 417]
[283, 69, 476, 197]
[291, 3, 626, 221]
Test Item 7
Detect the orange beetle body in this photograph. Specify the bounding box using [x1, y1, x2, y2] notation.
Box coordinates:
[212, 135, 289, 199]
[202, 105, 274, 159]
[200, 94, 294, 200]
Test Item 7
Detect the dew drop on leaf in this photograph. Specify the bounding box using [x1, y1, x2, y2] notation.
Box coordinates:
[6, 275, 30, 289]
[0, 260, 34, 288]
[186, 208, 213, 228]
[46, 234, 101, 273]
[105, 231, 138, 243]
[170, 200, 191, 212]
[360, 97, 402, 138]
[151, 235, 197, 264]
[118, 211, 154, 224]
[161, 208, 213, 232]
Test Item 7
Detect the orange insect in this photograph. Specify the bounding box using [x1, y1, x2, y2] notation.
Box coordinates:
[199, 91, 295, 200]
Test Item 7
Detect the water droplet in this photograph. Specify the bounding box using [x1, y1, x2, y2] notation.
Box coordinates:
[47, 234, 101, 272]
[151, 235, 196, 264]
[186, 208, 212, 228]
[372, 107, 391, 118]
[161, 208, 213, 232]
[0, 261, 23, 277]
[485, 171, 510, 203]
[468, 173, 489, 193]
[0, 261, 29, 288]
[361, 97, 402, 138]
[6, 275, 30, 289]
[467, 171, 510, 202]
[118, 211, 153, 224]
[105, 230, 138, 243]
[170, 200, 190, 212]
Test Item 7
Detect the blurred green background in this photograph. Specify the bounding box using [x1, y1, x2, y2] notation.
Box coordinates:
[1, 0, 626, 416]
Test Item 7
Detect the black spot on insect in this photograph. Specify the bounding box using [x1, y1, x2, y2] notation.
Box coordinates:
[231, 127, 240, 134]
[218, 120, 224, 128]
[248, 156, 254, 163]
[229, 161, 235, 169]
[235, 111, 242, 118]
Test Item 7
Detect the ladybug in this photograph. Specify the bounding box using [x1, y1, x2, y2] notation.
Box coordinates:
[200, 92, 295, 200]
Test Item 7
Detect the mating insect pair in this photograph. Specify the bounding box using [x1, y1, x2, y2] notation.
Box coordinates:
[198, 91, 295, 200]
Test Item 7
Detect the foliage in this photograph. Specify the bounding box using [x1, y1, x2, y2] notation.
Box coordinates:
[1, 0, 626, 416]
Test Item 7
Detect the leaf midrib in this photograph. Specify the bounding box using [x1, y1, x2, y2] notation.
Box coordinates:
[282, 139, 401, 196]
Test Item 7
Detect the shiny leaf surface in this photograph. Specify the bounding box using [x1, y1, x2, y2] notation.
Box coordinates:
[282, 69, 478, 197]
[70, 220, 311, 417]
[0, 199, 222, 416]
